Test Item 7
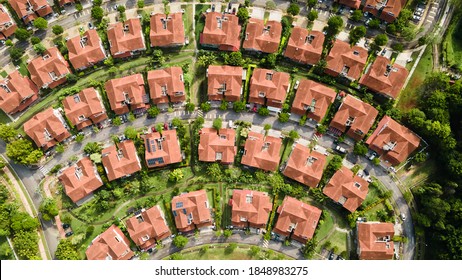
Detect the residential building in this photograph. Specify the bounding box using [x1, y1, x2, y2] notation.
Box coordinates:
[28, 47, 71, 89]
[207, 65, 243, 102]
[107, 18, 146, 58]
[147, 67, 185, 105]
[105, 74, 149, 115]
[283, 144, 327, 188]
[273, 196, 321, 243]
[248, 68, 290, 111]
[198, 128, 236, 164]
[357, 222, 395, 260]
[229, 189, 272, 229]
[325, 40, 368, 81]
[363, 0, 407, 23]
[338, 0, 361, 9]
[171, 190, 212, 232]
[0, 70, 39, 115]
[58, 0, 74, 7]
[150, 13, 185, 47]
[101, 140, 142, 181]
[86, 225, 134, 260]
[284, 28, 324, 65]
[0, 4, 17, 38]
[200, 12, 241, 51]
[243, 19, 281, 54]
[143, 130, 182, 168]
[67, 29, 107, 70]
[9, 0, 52, 24]
[366, 115, 420, 166]
[241, 131, 282, 172]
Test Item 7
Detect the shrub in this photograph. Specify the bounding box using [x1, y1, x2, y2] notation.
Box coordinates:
[147, 107, 160, 118]
[258, 107, 269, 116]
[30, 36, 41, 45]
[200, 102, 211, 112]
[173, 235, 188, 248]
[278, 112, 290, 123]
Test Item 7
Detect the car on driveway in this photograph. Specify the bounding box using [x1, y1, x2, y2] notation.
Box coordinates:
[335, 146, 347, 154]
[65, 231, 74, 237]
[401, 213, 406, 221]
[62, 223, 70, 229]
[368, 152, 377, 161]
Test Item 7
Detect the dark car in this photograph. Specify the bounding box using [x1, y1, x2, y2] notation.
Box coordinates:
[363, 169, 369, 176]
[62, 223, 70, 229]
[336, 255, 344, 260]
[65, 231, 74, 237]
[381, 48, 387, 56]
[328, 252, 335, 260]
[164, 122, 168, 130]
[211, 4, 215, 12]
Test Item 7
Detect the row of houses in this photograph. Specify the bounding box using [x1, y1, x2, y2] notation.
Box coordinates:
[340, 0, 407, 23]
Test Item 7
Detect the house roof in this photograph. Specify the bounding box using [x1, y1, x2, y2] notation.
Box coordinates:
[291, 79, 337, 122]
[143, 130, 182, 167]
[283, 144, 327, 188]
[23, 107, 71, 150]
[150, 13, 185, 47]
[229, 189, 272, 227]
[249, 68, 290, 105]
[67, 29, 106, 70]
[0, 70, 39, 114]
[86, 225, 134, 260]
[357, 222, 395, 260]
[198, 128, 236, 164]
[364, 0, 406, 22]
[323, 166, 369, 213]
[200, 12, 241, 50]
[207, 65, 243, 101]
[0, 4, 17, 37]
[285, 28, 324, 65]
[339, 0, 361, 9]
[8, 0, 47, 22]
[243, 19, 281, 53]
[59, 157, 103, 203]
[241, 131, 282, 172]
[366, 115, 420, 165]
[359, 56, 408, 99]
[326, 40, 368, 80]
[101, 140, 142, 181]
[58, 0, 74, 7]
[104, 73, 147, 115]
[107, 18, 146, 57]
[147, 67, 185, 104]
[62, 87, 108, 130]
[171, 189, 211, 232]
[28, 47, 71, 89]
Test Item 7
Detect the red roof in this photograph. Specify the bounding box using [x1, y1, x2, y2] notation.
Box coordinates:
[207, 65, 243, 102]
[59, 157, 103, 203]
[229, 189, 272, 229]
[0, 4, 17, 38]
[58, 0, 74, 7]
[28, 47, 71, 89]
[273, 196, 321, 243]
[339, 0, 361, 9]
[357, 222, 394, 260]
[150, 13, 185, 47]
[366, 115, 420, 166]
[107, 18, 146, 58]
[323, 166, 369, 212]
[326, 40, 368, 80]
[200, 12, 241, 51]
[198, 128, 236, 164]
[243, 19, 281, 54]
[23, 107, 71, 150]
[363, 0, 406, 22]
[171, 189, 212, 232]
[0, 70, 39, 115]
[143, 130, 182, 168]
[285, 28, 324, 65]
[241, 131, 282, 172]
[101, 140, 142, 181]
[67, 29, 107, 70]
[249, 68, 290, 108]
[147, 67, 185, 104]
[283, 144, 327, 188]
[8, 0, 50, 23]
[86, 225, 134, 260]
[105, 74, 148, 115]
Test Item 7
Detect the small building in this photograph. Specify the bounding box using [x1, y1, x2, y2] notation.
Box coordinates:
[105, 74, 149, 115]
[241, 131, 282, 172]
[67, 29, 107, 71]
[200, 12, 241, 51]
[207, 65, 243, 102]
[283, 144, 327, 188]
[0, 4, 18, 38]
[284, 28, 324, 65]
[243, 19, 281, 54]
[9, 0, 53, 24]
[338, 0, 361, 9]
[101, 140, 142, 181]
[229, 189, 272, 229]
[0, 70, 39, 115]
[357, 222, 395, 260]
[107, 18, 146, 58]
[150, 13, 185, 47]
[58, 0, 74, 7]
[28, 47, 71, 89]
[143, 130, 182, 168]
[248, 68, 290, 111]
[147, 67, 185, 105]
[325, 40, 368, 81]
[86, 225, 134, 260]
[171, 189, 212, 233]
[198, 128, 236, 164]
[363, 0, 406, 23]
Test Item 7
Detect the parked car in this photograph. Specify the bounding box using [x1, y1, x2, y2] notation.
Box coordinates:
[380, 48, 387, 56]
[401, 213, 406, 221]
[88, 22, 95, 29]
[368, 152, 377, 161]
[294, 80, 300, 90]
[328, 252, 335, 260]
[62, 223, 70, 229]
[365, 18, 372, 26]
[65, 231, 74, 237]
[335, 146, 347, 154]
[211, 4, 215, 12]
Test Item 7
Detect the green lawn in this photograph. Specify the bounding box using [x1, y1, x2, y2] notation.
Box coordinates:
[169, 244, 291, 260]
[315, 211, 334, 241]
[0, 110, 11, 124]
[362, 182, 381, 207]
[280, 138, 294, 164]
[194, 4, 210, 47]
[326, 230, 348, 256]
[0, 70, 7, 78]
[0, 236, 14, 260]
[181, 4, 195, 50]
[442, 12, 462, 71]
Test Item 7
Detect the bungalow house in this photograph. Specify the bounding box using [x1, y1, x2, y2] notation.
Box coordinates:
[284, 28, 324, 65]
[248, 68, 290, 112]
[147, 67, 185, 105]
[325, 40, 368, 81]
[150, 13, 185, 47]
[363, 0, 407, 23]
[28, 47, 71, 89]
[142, 129, 182, 168]
[0, 70, 39, 115]
[207, 65, 243, 102]
[9, 0, 53, 24]
[0, 4, 17, 38]
[86, 225, 134, 260]
[67, 29, 107, 71]
[107, 18, 146, 58]
[171, 189, 212, 233]
[101, 140, 142, 181]
[229, 189, 272, 229]
[105, 74, 149, 115]
[200, 12, 241, 51]
[283, 144, 327, 188]
[243, 19, 281, 54]
[58, 0, 74, 7]
[357, 222, 395, 260]
[198, 128, 236, 164]
[241, 131, 282, 172]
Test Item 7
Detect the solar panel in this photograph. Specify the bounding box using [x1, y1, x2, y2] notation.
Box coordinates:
[146, 139, 151, 153]
[175, 202, 183, 208]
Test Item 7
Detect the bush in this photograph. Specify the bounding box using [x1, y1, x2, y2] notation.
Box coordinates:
[52, 25, 64, 36]
[147, 107, 160, 118]
[14, 28, 31, 41]
[173, 235, 188, 248]
[287, 3, 300, 16]
[30, 36, 41, 45]
[137, 0, 144, 8]
[258, 107, 269, 116]
[169, 169, 184, 182]
[200, 102, 211, 112]
[185, 102, 195, 113]
[354, 142, 368, 156]
[265, 1, 276, 10]
[213, 118, 222, 131]
[278, 112, 290, 123]
[233, 101, 246, 113]
[225, 243, 238, 254]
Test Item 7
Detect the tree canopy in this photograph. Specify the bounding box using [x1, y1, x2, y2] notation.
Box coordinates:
[33, 17, 48, 30]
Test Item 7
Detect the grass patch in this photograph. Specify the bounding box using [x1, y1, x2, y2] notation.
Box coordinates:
[315, 211, 334, 241]
[398, 159, 436, 190]
[194, 4, 210, 47]
[0, 110, 11, 124]
[169, 244, 291, 260]
[327, 230, 348, 255]
[442, 12, 462, 71]
[17, 56, 29, 76]
[0, 70, 7, 78]
[182, 4, 195, 50]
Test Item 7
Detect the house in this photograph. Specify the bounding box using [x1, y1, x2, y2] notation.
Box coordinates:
[284, 28, 324, 65]
[323, 166, 369, 213]
[243, 19, 281, 54]
[363, 0, 407, 23]
[325, 40, 368, 81]
[28, 47, 71, 89]
[0, 70, 39, 115]
[229, 189, 272, 229]
[366, 115, 420, 166]
[357, 222, 395, 260]
[359, 56, 408, 99]
[291, 79, 337, 123]
[283, 144, 327, 188]
[198, 128, 236, 164]
[62, 87, 108, 130]
[58, 0, 74, 7]
[67, 29, 107, 70]
[338, 0, 361, 9]
[105, 74, 149, 115]
[329, 94, 378, 141]
[248, 68, 290, 110]
[143, 130, 182, 168]
[58, 157, 103, 205]
[23, 107, 71, 150]
[125, 206, 171, 250]
[101, 140, 142, 181]
[150, 13, 185, 47]
[0, 4, 17, 38]
[9, 0, 53, 24]
[207, 65, 243, 102]
[86, 225, 134, 260]
[273, 196, 321, 243]
[241, 131, 282, 172]
[171, 189, 212, 232]
[107, 18, 146, 58]
[200, 12, 241, 51]
[147, 67, 185, 105]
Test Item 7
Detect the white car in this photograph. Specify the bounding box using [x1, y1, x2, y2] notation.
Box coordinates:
[294, 80, 300, 90]
[400, 213, 406, 221]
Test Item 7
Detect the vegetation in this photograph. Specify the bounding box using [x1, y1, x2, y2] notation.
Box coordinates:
[33, 17, 48, 30]
[173, 235, 189, 248]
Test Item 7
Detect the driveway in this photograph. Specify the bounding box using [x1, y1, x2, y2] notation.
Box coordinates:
[268, 10, 282, 22]
[250, 7, 265, 20]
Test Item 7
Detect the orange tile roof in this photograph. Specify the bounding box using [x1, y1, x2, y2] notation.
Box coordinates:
[323, 166, 369, 213]
[8, 0, 49, 23]
[366, 115, 420, 166]
[357, 222, 394, 260]
[58, 0, 74, 7]
[171, 189, 212, 232]
[0, 4, 17, 38]
[107, 18, 146, 58]
[326, 40, 368, 80]
[243, 19, 281, 54]
[339, 0, 361, 9]
[150, 13, 185, 47]
[291, 79, 337, 122]
[67, 29, 107, 70]
[283, 144, 327, 188]
[249, 68, 290, 108]
[329, 94, 378, 141]
[285, 28, 324, 65]
[147, 67, 185, 104]
[200, 12, 241, 51]
[86, 225, 134, 260]
[105, 74, 148, 115]
[229, 189, 272, 228]
[101, 140, 142, 181]
[62, 87, 108, 130]
[0, 70, 39, 115]
[143, 130, 182, 168]
[35, 4, 52, 17]
[59, 157, 103, 203]
[359, 55, 408, 99]
[364, 0, 406, 22]
[273, 196, 321, 243]
[28, 47, 71, 89]
[198, 128, 236, 164]
[207, 65, 243, 102]
[241, 131, 282, 172]
[125, 206, 171, 250]
[23, 107, 71, 150]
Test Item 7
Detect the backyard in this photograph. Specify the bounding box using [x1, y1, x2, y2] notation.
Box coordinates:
[442, 12, 462, 71]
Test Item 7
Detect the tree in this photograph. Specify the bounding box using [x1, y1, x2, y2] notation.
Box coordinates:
[173, 235, 188, 248]
[326, 16, 343, 36]
[261, 53, 277, 68]
[374, 34, 388, 46]
[353, 142, 368, 156]
[124, 126, 138, 140]
[288, 130, 300, 140]
[55, 239, 80, 260]
[169, 169, 184, 182]
[91, 7, 104, 22]
[55, 144, 65, 153]
[265, 1, 276, 10]
[33, 43, 46, 55]
[350, 10, 363, 22]
[223, 229, 233, 238]
[200, 102, 211, 112]
[258, 107, 270, 116]
[237, 7, 249, 22]
[30, 36, 41, 45]
[9, 47, 24, 61]
[287, 3, 300, 16]
[349, 26, 366, 45]
[264, 124, 272, 131]
[307, 10, 318, 22]
[249, 245, 260, 257]
[197, 51, 217, 68]
[10, 212, 39, 232]
[39, 198, 59, 221]
[368, 18, 380, 29]
[6, 139, 43, 165]
[14, 28, 31, 41]
[137, 0, 144, 8]
[207, 163, 223, 181]
[155, 123, 163, 135]
[152, 49, 165, 64]
[93, 0, 102, 6]
[33, 17, 48, 30]
[224, 51, 243, 66]
[147, 107, 160, 118]
[76, 3, 83, 12]
[233, 101, 246, 113]
[213, 118, 222, 131]
[13, 231, 39, 260]
[0, 124, 18, 143]
[83, 142, 102, 154]
[225, 243, 238, 254]
[117, 5, 126, 13]
[302, 237, 317, 259]
[0, 242, 13, 259]
[307, 0, 317, 8]
[112, 117, 122, 126]
[278, 112, 290, 123]
[392, 43, 404, 53]
[185, 102, 195, 113]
